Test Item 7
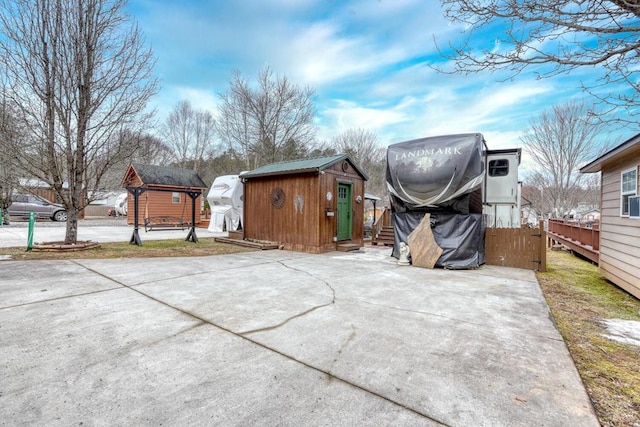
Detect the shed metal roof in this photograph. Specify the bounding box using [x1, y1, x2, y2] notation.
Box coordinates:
[240, 154, 368, 180]
[124, 163, 208, 189]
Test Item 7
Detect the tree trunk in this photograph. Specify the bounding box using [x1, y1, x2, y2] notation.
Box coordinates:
[65, 208, 78, 243]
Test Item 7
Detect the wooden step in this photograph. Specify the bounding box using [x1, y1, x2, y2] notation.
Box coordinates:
[372, 226, 395, 246]
[214, 237, 278, 250]
[337, 243, 361, 252]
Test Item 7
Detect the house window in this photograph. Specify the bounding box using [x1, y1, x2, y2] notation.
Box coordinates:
[172, 192, 180, 204]
[630, 196, 640, 218]
[621, 167, 637, 216]
[488, 159, 509, 177]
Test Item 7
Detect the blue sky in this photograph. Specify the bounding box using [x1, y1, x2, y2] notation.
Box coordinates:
[128, 0, 635, 174]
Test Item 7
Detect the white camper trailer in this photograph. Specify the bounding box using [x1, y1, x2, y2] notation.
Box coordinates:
[206, 175, 243, 232]
[483, 148, 522, 228]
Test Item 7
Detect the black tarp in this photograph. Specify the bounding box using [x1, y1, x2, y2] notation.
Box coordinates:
[386, 133, 484, 213]
[392, 212, 485, 269]
[386, 133, 487, 269]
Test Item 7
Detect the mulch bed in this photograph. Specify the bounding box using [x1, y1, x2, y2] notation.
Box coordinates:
[31, 241, 101, 252]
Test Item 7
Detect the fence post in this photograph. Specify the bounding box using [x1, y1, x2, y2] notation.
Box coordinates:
[26, 212, 35, 251]
[539, 219, 547, 272]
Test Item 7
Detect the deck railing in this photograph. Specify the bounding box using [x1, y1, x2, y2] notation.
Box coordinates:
[547, 219, 600, 251]
[371, 208, 391, 240]
[547, 218, 600, 263]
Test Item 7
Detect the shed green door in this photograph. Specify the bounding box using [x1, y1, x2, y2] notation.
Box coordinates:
[337, 182, 352, 240]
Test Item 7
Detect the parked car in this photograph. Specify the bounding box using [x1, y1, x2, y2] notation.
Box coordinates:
[8, 194, 67, 221]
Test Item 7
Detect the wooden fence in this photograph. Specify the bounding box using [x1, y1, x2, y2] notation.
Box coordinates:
[485, 220, 547, 271]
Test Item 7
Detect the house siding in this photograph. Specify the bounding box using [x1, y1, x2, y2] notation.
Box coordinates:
[599, 163, 640, 299]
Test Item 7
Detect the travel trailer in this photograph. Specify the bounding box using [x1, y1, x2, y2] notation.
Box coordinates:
[386, 133, 521, 268]
[206, 175, 243, 232]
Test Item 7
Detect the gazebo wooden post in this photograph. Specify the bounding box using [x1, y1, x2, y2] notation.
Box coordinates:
[126, 186, 146, 246]
[372, 200, 377, 223]
[185, 190, 200, 243]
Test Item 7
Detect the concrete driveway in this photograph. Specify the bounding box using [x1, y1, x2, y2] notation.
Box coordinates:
[0, 246, 598, 426]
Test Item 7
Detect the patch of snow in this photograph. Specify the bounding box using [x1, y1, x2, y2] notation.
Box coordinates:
[600, 318, 640, 347]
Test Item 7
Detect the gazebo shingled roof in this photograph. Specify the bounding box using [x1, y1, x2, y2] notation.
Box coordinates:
[122, 163, 207, 189]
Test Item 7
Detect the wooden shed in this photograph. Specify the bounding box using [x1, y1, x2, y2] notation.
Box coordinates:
[121, 163, 208, 227]
[241, 154, 368, 253]
[581, 133, 640, 299]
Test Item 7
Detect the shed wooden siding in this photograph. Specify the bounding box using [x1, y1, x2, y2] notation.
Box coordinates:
[244, 174, 322, 251]
[599, 162, 640, 299]
[243, 163, 364, 253]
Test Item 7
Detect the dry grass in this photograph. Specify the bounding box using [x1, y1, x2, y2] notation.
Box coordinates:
[537, 249, 640, 427]
[0, 237, 256, 260]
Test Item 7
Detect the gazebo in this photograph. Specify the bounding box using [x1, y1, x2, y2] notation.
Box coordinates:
[121, 163, 208, 245]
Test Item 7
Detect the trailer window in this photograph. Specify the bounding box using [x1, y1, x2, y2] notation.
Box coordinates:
[488, 159, 509, 177]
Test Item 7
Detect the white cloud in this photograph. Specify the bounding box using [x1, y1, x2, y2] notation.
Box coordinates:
[317, 99, 409, 141]
[130, 0, 632, 180]
[287, 23, 374, 85]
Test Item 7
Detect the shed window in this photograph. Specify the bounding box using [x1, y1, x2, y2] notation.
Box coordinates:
[488, 159, 509, 177]
[621, 167, 637, 216]
[172, 192, 180, 204]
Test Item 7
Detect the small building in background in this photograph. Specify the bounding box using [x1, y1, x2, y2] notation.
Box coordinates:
[581, 133, 640, 300]
[121, 163, 208, 227]
[240, 154, 368, 253]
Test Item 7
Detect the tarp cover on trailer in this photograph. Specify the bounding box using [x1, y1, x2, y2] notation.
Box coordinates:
[387, 133, 487, 269]
[207, 175, 243, 232]
[393, 212, 485, 269]
[386, 133, 484, 212]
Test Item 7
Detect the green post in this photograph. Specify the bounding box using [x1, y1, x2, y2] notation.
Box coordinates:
[0, 208, 3, 227]
[26, 211, 35, 251]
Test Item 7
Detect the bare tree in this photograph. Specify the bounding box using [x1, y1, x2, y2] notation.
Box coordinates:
[521, 102, 606, 218]
[95, 129, 174, 190]
[163, 100, 215, 173]
[0, 0, 158, 243]
[439, 0, 640, 118]
[0, 89, 20, 224]
[164, 101, 194, 169]
[130, 132, 174, 166]
[331, 128, 387, 197]
[216, 66, 316, 169]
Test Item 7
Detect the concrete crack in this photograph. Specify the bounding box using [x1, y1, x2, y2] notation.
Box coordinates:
[0, 286, 126, 311]
[275, 259, 337, 304]
[237, 259, 336, 335]
[237, 300, 333, 335]
[70, 260, 450, 426]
